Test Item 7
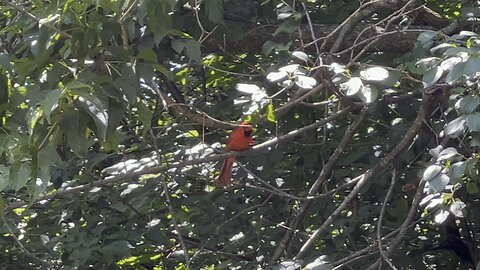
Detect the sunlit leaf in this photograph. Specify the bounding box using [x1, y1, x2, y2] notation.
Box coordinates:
[434, 209, 449, 224]
[455, 96, 479, 115]
[444, 116, 466, 138]
[450, 201, 466, 218]
[340, 77, 363, 96]
[422, 66, 443, 88]
[361, 67, 389, 81]
[292, 51, 309, 62]
[295, 75, 316, 89]
[267, 102, 276, 122]
[423, 164, 442, 181]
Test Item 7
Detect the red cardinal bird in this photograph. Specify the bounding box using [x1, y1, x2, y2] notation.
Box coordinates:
[217, 121, 253, 186]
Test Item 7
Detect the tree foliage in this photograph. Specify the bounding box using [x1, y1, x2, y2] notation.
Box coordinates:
[0, 0, 480, 269]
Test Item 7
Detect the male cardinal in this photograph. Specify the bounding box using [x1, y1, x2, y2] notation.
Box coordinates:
[217, 121, 253, 186]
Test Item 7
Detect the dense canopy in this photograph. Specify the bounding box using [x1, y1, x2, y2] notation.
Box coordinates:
[0, 0, 479, 269]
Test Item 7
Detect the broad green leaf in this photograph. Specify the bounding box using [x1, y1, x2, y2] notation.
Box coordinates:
[423, 164, 442, 181]
[272, 260, 303, 270]
[205, 0, 224, 24]
[445, 61, 466, 84]
[430, 43, 455, 53]
[464, 57, 480, 76]
[467, 182, 479, 194]
[41, 89, 63, 123]
[440, 56, 462, 71]
[429, 173, 450, 193]
[136, 102, 153, 136]
[114, 65, 139, 104]
[171, 39, 185, 54]
[236, 83, 261, 94]
[417, 31, 437, 47]
[183, 40, 202, 62]
[422, 66, 443, 88]
[171, 39, 201, 62]
[437, 147, 458, 161]
[76, 95, 108, 140]
[444, 116, 466, 138]
[262, 41, 291, 55]
[467, 113, 480, 132]
[137, 48, 158, 63]
[416, 57, 440, 70]
[11, 163, 30, 192]
[443, 47, 471, 56]
[455, 96, 479, 115]
[449, 161, 466, 180]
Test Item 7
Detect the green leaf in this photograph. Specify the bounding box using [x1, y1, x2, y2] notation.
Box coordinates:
[267, 102, 276, 122]
[183, 40, 202, 62]
[358, 84, 378, 103]
[422, 66, 443, 88]
[450, 201, 465, 218]
[146, 0, 172, 44]
[455, 96, 479, 115]
[262, 41, 291, 55]
[445, 61, 466, 84]
[41, 89, 63, 123]
[340, 77, 363, 96]
[292, 51, 309, 62]
[171, 39, 185, 54]
[76, 94, 109, 140]
[205, 0, 224, 24]
[466, 182, 479, 194]
[444, 116, 466, 138]
[467, 113, 480, 132]
[114, 65, 139, 104]
[172, 39, 202, 62]
[423, 164, 442, 181]
[0, 165, 10, 192]
[10, 163, 30, 192]
[136, 102, 153, 136]
[137, 48, 158, 63]
[361, 67, 389, 82]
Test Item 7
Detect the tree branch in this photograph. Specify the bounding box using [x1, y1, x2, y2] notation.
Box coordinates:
[6, 107, 352, 211]
[294, 92, 434, 259]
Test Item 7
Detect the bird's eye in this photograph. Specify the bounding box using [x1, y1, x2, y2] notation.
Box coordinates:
[244, 129, 252, 137]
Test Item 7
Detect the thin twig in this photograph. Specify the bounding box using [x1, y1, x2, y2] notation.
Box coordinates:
[366, 180, 427, 270]
[150, 129, 191, 269]
[377, 169, 399, 270]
